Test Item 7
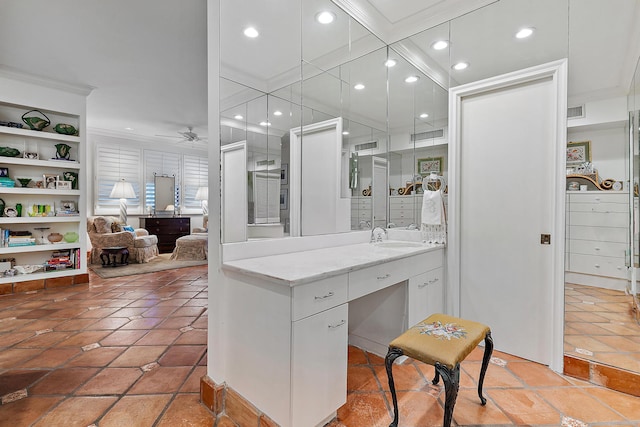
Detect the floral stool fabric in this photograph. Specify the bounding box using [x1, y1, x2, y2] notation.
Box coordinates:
[385, 313, 493, 427]
[170, 234, 208, 261]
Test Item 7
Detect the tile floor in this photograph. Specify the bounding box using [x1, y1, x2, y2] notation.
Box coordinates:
[565, 283, 640, 374]
[0, 266, 638, 426]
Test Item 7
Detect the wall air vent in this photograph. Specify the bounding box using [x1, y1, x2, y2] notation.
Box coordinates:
[354, 141, 378, 151]
[411, 128, 445, 141]
[567, 105, 585, 119]
[256, 159, 276, 166]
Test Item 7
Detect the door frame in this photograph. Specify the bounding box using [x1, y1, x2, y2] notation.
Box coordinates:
[447, 60, 567, 372]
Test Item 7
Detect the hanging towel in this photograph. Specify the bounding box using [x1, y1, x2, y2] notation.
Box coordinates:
[421, 190, 447, 244]
[421, 190, 443, 225]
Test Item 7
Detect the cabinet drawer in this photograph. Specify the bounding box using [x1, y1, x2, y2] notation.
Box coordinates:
[568, 211, 627, 227]
[567, 239, 627, 258]
[568, 253, 628, 279]
[568, 225, 627, 243]
[568, 202, 628, 213]
[349, 251, 442, 301]
[567, 193, 628, 204]
[292, 275, 348, 321]
[407, 267, 443, 327]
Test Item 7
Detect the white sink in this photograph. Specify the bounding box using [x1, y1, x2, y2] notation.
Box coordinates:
[374, 241, 423, 248]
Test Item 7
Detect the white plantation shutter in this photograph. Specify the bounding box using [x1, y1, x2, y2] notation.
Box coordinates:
[183, 155, 209, 211]
[95, 144, 142, 213]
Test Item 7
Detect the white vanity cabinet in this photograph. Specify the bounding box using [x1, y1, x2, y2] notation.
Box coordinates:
[408, 267, 444, 326]
[292, 303, 348, 427]
[222, 244, 444, 427]
[351, 196, 371, 228]
[566, 192, 629, 287]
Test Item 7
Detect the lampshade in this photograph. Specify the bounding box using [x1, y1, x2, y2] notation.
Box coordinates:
[195, 186, 208, 201]
[109, 179, 136, 199]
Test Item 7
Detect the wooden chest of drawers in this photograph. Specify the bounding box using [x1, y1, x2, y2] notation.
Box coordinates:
[139, 217, 190, 253]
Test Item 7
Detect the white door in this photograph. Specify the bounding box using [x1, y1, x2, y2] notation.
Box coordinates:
[449, 61, 567, 368]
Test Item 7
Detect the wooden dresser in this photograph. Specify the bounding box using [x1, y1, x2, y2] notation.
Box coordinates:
[139, 217, 190, 253]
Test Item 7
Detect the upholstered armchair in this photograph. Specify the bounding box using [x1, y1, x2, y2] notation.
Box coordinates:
[192, 214, 208, 234]
[87, 216, 159, 264]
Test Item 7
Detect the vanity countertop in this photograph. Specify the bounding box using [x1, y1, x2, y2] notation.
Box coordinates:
[222, 241, 443, 286]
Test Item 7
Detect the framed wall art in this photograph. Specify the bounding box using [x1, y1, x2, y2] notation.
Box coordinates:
[566, 141, 591, 165]
[417, 157, 443, 176]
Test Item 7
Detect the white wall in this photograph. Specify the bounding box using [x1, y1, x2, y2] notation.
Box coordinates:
[567, 125, 627, 182]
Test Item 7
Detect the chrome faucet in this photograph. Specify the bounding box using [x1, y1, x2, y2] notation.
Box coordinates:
[370, 226, 387, 243]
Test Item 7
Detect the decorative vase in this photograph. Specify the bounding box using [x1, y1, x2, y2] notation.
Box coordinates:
[47, 233, 63, 243]
[63, 231, 78, 243]
[55, 143, 71, 160]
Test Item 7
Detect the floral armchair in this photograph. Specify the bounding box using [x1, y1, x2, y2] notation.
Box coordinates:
[87, 216, 159, 264]
[192, 214, 208, 234]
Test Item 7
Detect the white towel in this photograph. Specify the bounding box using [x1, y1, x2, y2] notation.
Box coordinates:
[421, 190, 447, 244]
[421, 190, 443, 225]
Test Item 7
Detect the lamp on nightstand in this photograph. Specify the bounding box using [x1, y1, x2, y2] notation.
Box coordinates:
[195, 186, 208, 215]
[109, 178, 136, 225]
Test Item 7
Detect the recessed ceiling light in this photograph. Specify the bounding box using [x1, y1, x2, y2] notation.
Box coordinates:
[273, 110, 283, 116]
[419, 113, 429, 119]
[244, 27, 259, 38]
[384, 59, 397, 67]
[452, 62, 469, 71]
[515, 27, 534, 39]
[404, 75, 420, 83]
[354, 83, 365, 90]
[431, 40, 449, 50]
[316, 11, 336, 24]
[342, 131, 350, 135]
[124, 127, 134, 131]
[234, 114, 243, 120]
[259, 121, 271, 126]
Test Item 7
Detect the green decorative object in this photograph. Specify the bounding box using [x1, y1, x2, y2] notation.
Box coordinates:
[54, 123, 78, 136]
[17, 178, 32, 188]
[55, 143, 71, 160]
[21, 109, 50, 131]
[0, 147, 20, 157]
[63, 171, 78, 189]
[63, 231, 78, 243]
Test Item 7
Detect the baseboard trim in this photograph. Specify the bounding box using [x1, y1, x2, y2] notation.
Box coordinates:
[564, 354, 640, 397]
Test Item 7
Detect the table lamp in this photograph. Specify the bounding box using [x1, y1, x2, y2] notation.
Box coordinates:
[195, 186, 208, 215]
[109, 179, 136, 225]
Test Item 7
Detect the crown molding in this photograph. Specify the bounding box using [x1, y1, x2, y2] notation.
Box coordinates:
[0, 65, 94, 96]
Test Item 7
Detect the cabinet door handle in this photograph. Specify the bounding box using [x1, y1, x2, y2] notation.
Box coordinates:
[594, 264, 600, 268]
[594, 247, 600, 251]
[314, 291, 334, 300]
[328, 319, 346, 329]
[377, 273, 390, 280]
[418, 282, 428, 289]
[429, 277, 439, 284]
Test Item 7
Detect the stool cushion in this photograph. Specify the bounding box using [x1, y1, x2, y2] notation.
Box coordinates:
[389, 313, 490, 370]
[171, 234, 208, 261]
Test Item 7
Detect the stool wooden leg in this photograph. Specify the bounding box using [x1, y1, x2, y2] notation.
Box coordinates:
[434, 362, 460, 427]
[477, 331, 493, 405]
[385, 347, 404, 427]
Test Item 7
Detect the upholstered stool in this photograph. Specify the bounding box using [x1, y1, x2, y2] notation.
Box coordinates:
[385, 313, 493, 427]
[171, 234, 208, 261]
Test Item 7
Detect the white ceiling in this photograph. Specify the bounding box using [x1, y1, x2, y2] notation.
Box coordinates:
[1, 0, 639, 142]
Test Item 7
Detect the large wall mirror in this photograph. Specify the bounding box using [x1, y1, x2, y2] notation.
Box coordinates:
[154, 174, 176, 215]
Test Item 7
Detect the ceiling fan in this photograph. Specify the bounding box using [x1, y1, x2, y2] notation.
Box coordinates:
[156, 127, 207, 143]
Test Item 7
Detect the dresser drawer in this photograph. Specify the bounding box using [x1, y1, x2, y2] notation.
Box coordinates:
[567, 225, 627, 243]
[568, 211, 627, 227]
[567, 193, 628, 204]
[348, 251, 442, 301]
[292, 275, 348, 321]
[567, 239, 627, 258]
[568, 253, 628, 279]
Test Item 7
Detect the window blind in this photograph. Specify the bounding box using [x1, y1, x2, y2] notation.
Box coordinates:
[95, 144, 142, 212]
